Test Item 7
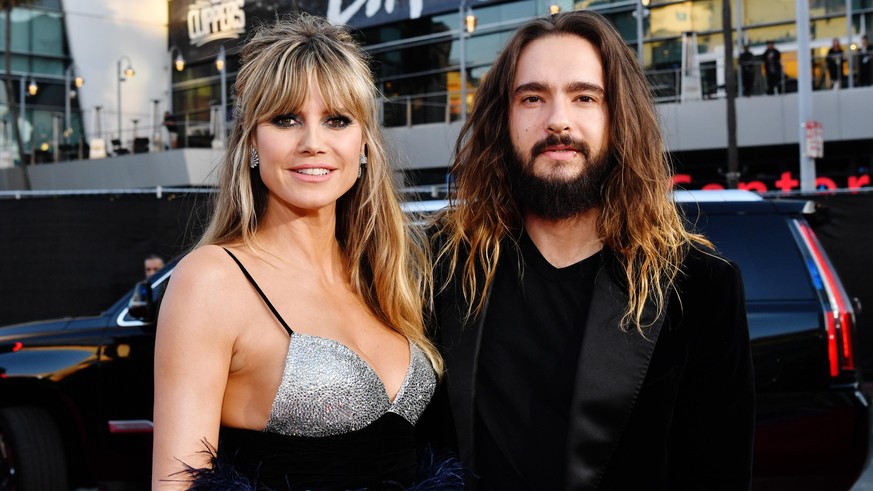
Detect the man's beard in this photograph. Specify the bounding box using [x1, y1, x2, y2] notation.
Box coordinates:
[509, 133, 614, 220]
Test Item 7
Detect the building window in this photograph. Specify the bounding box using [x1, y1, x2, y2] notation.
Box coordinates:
[742, 0, 796, 26]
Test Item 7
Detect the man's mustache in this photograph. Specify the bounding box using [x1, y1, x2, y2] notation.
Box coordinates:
[529, 134, 591, 161]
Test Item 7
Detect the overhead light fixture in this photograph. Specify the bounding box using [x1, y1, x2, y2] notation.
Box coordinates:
[174, 54, 186, 72]
[465, 10, 477, 34]
[549, 4, 561, 15]
[215, 48, 226, 72]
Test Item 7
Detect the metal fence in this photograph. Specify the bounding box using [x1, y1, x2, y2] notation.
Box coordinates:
[26, 51, 873, 160]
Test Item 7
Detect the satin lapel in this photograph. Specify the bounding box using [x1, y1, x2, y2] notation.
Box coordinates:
[438, 274, 488, 466]
[565, 264, 666, 490]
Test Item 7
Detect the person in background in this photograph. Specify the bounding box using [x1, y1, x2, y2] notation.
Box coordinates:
[152, 14, 460, 490]
[162, 111, 179, 149]
[739, 44, 757, 96]
[426, 10, 755, 490]
[144, 254, 165, 279]
[762, 40, 782, 94]
[827, 37, 845, 89]
[858, 35, 872, 87]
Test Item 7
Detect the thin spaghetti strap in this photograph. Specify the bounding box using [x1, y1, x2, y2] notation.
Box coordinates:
[222, 248, 294, 337]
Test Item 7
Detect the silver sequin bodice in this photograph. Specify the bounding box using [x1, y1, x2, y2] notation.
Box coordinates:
[264, 334, 436, 438]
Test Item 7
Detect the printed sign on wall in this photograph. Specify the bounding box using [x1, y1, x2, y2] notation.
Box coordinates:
[170, 0, 500, 59]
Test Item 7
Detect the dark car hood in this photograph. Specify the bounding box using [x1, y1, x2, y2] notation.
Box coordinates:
[0, 315, 103, 340]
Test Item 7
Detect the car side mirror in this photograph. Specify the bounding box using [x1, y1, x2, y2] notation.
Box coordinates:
[127, 281, 156, 322]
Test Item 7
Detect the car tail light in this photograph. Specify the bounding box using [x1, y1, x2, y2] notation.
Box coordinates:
[791, 218, 856, 378]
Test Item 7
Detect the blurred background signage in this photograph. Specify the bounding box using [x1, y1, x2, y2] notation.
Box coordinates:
[805, 120, 824, 159]
[170, 0, 501, 59]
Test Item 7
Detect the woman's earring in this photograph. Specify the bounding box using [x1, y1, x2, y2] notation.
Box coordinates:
[358, 143, 368, 179]
[250, 147, 259, 169]
[358, 152, 367, 179]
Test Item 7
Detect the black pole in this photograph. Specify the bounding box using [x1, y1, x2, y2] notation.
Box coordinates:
[723, 0, 739, 189]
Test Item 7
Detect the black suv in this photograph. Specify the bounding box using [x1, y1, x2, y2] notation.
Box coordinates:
[679, 191, 869, 489]
[0, 191, 868, 490]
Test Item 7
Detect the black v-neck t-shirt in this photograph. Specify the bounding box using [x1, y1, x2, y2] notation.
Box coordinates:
[475, 233, 602, 490]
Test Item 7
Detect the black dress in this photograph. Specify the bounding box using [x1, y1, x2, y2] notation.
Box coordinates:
[176, 249, 462, 490]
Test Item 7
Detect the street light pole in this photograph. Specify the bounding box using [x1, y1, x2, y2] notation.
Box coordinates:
[459, 0, 467, 121]
[64, 64, 84, 144]
[459, 2, 478, 120]
[723, 0, 739, 189]
[19, 75, 25, 134]
[19, 76, 37, 163]
[634, 0, 650, 66]
[167, 45, 185, 115]
[65, 68, 71, 141]
[636, 1, 644, 65]
[19, 76, 37, 139]
[846, 0, 854, 89]
[215, 45, 227, 146]
[117, 55, 135, 145]
[796, 0, 815, 191]
[151, 98, 162, 152]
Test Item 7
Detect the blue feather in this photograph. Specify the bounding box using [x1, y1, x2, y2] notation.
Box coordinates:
[172, 441, 466, 490]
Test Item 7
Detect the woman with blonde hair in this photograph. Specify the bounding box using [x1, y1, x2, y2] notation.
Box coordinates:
[152, 14, 459, 490]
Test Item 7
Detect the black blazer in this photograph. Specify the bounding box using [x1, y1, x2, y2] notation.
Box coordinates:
[420, 245, 755, 490]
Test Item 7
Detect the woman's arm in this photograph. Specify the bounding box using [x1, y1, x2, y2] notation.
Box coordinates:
[152, 247, 237, 489]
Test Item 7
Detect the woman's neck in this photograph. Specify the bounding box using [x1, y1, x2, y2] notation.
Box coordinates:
[252, 206, 346, 279]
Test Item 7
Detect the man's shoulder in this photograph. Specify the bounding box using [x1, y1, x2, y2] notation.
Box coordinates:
[677, 246, 741, 289]
[595, 245, 737, 291]
[666, 247, 746, 333]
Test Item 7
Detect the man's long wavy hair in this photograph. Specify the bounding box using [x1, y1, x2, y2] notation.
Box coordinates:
[434, 11, 710, 331]
[196, 14, 442, 373]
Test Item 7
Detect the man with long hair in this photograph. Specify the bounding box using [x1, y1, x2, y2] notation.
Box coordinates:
[428, 10, 755, 489]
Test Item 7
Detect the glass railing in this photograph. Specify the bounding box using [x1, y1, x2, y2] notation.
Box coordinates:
[380, 89, 474, 127]
[26, 50, 873, 162]
[10, 104, 232, 164]
[377, 53, 873, 127]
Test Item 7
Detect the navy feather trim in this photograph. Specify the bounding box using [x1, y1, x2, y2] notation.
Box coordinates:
[409, 446, 465, 490]
[170, 439, 259, 490]
[171, 441, 465, 490]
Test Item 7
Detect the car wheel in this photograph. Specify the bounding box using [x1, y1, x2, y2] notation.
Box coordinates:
[0, 406, 69, 490]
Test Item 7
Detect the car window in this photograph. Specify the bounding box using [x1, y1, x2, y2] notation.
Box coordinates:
[695, 214, 815, 303]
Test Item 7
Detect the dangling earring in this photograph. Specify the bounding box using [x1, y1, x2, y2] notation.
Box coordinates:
[358, 143, 368, 179]
[250, 147, 259, 169]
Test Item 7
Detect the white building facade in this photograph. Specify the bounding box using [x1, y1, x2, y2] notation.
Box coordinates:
[1, 0, 871, 193]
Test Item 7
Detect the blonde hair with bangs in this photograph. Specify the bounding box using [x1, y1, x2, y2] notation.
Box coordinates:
[197, 14, 442, 374]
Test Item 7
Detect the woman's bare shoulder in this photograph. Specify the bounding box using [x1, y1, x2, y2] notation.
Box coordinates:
[171, 244, 257, 295]
[171, 244, 237, 283]
[159, 245, 246, 333]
